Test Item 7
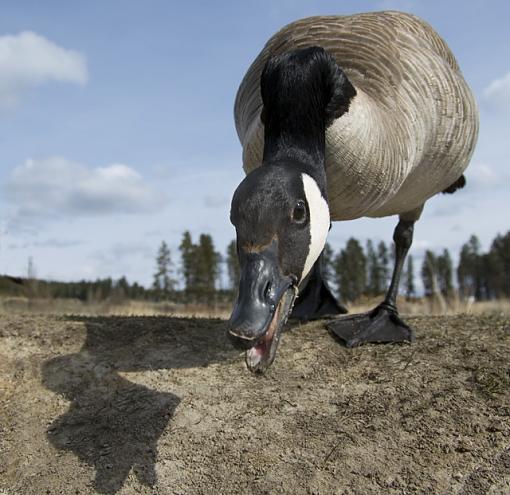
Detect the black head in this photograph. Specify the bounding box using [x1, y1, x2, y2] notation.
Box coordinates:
[228, 164, 330, 372]
[230, 165, 315, 281]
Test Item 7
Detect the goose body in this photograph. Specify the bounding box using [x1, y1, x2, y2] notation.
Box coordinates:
[235, 11, 479, 220]
[228, 12, 479, 372]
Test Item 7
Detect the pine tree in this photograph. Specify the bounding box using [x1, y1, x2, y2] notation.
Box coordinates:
[321, 242, 336, 284]
[421, 250, 438, 296]
[479, 253, 495, 300]
[117, 276, 130, 294]
[457, 235, 482, 299]
[487, 232, 510, 298]
[113, 276, 130, 301]
[153, 241, 175, 298]
[334, 238, 366, 302]
[226, 240, 240, 291]
[364, 240, 389, 296]
[179, 231, 196, 293]
[195, 234, 221, 302]
[404, 254, 415, 299]
[437, 248, 454, 297]
[377, 241, 390, 289]
[365, 239, 379, 296]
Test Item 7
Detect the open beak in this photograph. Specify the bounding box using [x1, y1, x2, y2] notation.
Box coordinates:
[227, 241, 297, 373]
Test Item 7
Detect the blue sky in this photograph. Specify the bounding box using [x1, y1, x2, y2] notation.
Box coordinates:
[1, 0, 509, 287]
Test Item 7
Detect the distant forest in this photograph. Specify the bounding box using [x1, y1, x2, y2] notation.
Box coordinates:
[2, 230, 509, 304]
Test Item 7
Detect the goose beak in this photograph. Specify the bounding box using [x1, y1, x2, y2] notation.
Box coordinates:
[227, 241, 297, 373]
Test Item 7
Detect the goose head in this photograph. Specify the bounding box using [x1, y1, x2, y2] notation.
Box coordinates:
[228, 163, 330, 372]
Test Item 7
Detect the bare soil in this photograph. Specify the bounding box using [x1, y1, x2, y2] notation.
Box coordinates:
[0, 314, 509, 494]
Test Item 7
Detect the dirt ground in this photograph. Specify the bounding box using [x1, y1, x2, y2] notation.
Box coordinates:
[0, 313, 509, 495]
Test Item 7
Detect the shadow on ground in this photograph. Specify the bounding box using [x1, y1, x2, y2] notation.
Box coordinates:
[41, 316, 237, 494]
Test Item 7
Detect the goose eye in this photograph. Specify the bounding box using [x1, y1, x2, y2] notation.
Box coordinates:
[292, 200, 307, 223]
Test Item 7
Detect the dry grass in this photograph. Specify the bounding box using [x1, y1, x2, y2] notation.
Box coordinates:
[0, 297, 231, 318]
[335, 295, 510, 318]
[1, 294, 510, 318]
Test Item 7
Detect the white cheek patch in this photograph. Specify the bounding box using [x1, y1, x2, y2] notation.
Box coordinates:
[301, 173, 330, 281]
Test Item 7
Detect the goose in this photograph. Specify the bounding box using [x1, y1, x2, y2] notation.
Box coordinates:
[227, 11, 479, 372]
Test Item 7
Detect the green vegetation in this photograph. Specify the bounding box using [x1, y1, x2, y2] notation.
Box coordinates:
[334, 238, 367, 302]
[153, 241, 175, 299]
[2, 231, 509, 305]
[179, 231, 222, 303]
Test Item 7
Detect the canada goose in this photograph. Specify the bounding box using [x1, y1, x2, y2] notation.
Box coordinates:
[227, 12, 479, 372]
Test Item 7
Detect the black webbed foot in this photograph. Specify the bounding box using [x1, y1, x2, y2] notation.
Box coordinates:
[290, 255, 347, 321]
[327, 303, 415, 348]
[291, 279, 347, 320]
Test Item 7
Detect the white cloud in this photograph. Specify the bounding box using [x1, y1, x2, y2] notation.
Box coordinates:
[0, 31, 87, 108]
[92, 242, 155, 262]
[7, 238, 84, 250]
[5, 156, 167, 222]
[483, 71, 510, 109]
[88, 241, 156, 282]
[465, 162, 510, 192]
[467, 162, 498, 186]
[430, 162, 508, 216]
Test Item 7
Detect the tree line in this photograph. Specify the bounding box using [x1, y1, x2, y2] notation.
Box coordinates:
[4, 231, 509, 304]
[153, 230, 510, 304]
[322, 232, 510, 302]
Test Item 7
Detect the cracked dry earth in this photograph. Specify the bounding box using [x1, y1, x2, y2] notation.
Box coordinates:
[0, 314, 509, 494]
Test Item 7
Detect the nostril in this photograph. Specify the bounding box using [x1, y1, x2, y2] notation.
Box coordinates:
[263, 280, 272, 300]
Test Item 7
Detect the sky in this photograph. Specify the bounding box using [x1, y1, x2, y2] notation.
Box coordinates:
[0, 0, 509, 288]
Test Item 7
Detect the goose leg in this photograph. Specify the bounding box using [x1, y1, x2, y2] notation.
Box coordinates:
[327, 211, 421, 347]
[291, 252, 348, 321]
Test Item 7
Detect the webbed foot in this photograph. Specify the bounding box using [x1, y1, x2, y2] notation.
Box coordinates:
[327, 303, 415, 348]
[291, 280, 347, 321]
[290, 255, 347, 321]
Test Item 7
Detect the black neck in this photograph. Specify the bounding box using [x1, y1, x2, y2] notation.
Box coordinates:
[262, 109, 326, 162]
[262, 114, 327, 195]
[259, 47, 342, 198]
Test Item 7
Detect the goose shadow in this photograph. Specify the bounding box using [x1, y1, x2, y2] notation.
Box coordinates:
[41, 315, 237, 495]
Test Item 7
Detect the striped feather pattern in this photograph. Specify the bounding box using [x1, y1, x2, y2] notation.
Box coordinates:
[234, 12, 479, 220]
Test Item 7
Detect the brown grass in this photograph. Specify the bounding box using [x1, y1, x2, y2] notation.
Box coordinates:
[1, 295, 510, 318]
[327, 295, 510, 318]
[0, 297, 231, 318]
